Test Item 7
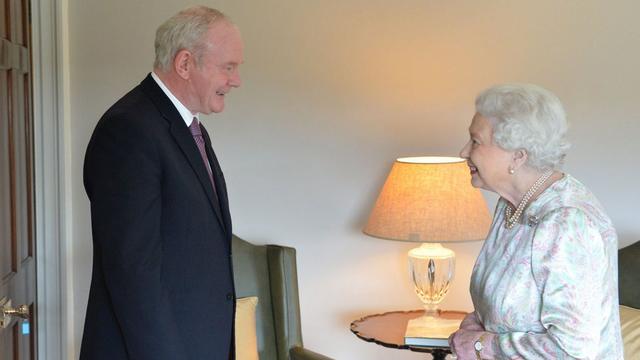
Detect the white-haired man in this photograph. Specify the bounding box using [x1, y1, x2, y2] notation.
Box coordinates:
[81, 6, 243, 359]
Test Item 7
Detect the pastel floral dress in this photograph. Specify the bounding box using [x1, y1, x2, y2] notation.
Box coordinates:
[471, 174, 624, 359]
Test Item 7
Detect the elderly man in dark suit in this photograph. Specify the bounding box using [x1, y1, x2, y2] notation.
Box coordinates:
[80, 6, 243, 359]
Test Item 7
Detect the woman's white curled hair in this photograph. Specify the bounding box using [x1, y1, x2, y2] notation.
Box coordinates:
[475, 83, 571, 170]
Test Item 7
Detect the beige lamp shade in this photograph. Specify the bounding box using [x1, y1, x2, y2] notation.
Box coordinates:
[363, 156, 492, 243]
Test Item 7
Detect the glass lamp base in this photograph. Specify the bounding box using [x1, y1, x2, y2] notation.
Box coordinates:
[408, 243, 455, 312]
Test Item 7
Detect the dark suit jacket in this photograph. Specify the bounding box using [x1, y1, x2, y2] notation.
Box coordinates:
[80, 74, 235, 360]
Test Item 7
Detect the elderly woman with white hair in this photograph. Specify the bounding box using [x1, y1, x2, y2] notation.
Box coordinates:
[448, 84, 623, 359]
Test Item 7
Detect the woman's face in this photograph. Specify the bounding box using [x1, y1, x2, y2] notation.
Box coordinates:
[459, 113, 514, 193]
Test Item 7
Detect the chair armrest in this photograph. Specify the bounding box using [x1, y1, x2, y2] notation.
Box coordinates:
[290, 346, 334, 360]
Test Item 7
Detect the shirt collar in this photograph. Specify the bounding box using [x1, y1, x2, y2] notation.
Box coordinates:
[151, 71, 199, 126]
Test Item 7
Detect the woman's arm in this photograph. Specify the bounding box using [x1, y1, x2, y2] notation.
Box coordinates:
[492, 207, 608, 359]
[452, 208, 611, 359]
[450, 328, 498, 359]
[459, 311, 484, 331]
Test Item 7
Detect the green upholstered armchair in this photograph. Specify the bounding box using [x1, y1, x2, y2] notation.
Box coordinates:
[232, 235, 333, 360]
[619, 240, 640, 309]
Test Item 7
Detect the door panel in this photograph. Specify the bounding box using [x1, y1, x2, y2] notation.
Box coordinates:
[2, 0, 8, 40]
[1, 70, 11, 280]
[1, 0, 36, 359]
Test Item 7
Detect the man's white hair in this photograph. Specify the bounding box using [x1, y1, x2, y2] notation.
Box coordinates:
[154, 6, 230, 72]
[476, 83, 571, 170]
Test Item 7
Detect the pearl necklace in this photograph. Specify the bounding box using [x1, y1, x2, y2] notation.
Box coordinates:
[504, 170, 554, 229]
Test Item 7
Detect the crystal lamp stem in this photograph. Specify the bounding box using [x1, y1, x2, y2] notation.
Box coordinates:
[408, 243, 455, 318]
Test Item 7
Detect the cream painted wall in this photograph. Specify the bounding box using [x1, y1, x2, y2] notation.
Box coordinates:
[67, 1, 640, 359]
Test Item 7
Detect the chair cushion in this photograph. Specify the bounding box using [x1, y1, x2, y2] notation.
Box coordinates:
[235, 296, 259, 360]
[620, 305, 640, 359]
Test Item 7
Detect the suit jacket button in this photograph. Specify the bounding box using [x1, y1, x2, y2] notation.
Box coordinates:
[226, 293, 233, 301]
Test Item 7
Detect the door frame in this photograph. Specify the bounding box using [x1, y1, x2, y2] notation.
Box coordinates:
[31, 0, 70, 359]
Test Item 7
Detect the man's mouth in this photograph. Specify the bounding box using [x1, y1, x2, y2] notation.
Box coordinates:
[468, 163, 478, 175]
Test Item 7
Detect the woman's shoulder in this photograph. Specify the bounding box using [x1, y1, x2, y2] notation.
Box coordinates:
[529, 174, 614, 229]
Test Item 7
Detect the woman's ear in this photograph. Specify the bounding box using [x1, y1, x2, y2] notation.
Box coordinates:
[512, 149, 528, 170]
[173, 49, 193, 80]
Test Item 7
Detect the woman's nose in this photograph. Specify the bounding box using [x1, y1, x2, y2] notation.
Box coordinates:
[459, 141, 470, 158]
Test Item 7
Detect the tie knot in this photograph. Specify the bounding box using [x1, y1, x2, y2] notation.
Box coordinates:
[189, 118, 202, 136]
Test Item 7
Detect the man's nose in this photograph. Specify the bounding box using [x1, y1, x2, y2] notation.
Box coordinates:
[229, 71, 241, 87]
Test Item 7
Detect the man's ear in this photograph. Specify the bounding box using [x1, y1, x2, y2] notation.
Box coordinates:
[512, 149, 528, 170]
[173, 49, 193, 80]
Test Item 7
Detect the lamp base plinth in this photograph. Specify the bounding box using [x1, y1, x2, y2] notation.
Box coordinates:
[411, 313, 463, 330]
[405, 313, 462, 340]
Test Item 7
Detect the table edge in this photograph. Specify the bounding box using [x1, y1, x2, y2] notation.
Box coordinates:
[349, 309, 468, 352]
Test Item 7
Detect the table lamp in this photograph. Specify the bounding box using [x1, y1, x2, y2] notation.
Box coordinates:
[363, 156, 491, 325]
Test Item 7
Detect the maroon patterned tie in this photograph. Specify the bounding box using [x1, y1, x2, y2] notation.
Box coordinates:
[189, 118, 216, 194]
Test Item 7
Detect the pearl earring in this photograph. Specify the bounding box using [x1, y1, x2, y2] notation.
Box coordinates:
[509, 168, 515, 175]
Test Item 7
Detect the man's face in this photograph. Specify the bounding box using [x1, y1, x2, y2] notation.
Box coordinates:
[188, 22, 243, 114]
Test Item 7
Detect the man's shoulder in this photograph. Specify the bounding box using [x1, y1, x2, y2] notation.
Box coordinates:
[104, 80, 155, 118]
[97, 77, 168, 131]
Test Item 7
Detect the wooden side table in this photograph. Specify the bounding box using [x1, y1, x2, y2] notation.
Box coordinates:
[350, 310, 466, 360]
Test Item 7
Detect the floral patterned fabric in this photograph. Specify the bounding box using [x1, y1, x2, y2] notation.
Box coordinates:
[471, 174, 623, 359]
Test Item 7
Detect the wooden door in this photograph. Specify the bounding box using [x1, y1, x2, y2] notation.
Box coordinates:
[0, 0, 36, 358]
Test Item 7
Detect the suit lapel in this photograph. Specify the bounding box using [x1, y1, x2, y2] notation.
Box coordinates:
[139, 74, 226, 230]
